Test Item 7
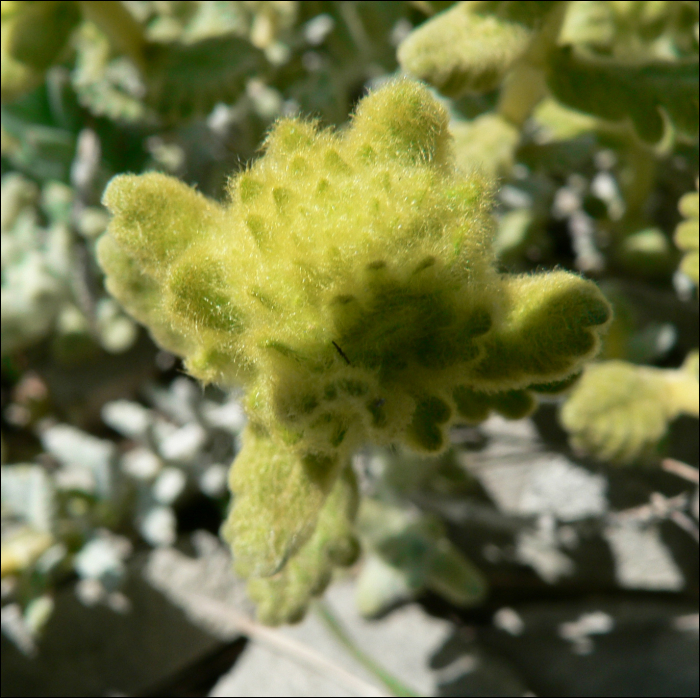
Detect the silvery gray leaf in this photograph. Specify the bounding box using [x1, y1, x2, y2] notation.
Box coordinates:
[355, 553, 415, 617]
[1, 464, 56, 532]
[95, 298, 138, 353]
[200, 398, 246, 433]
[120, 447, 161, 480]
[198, 463, 228, 498]
[74, 533, 130, 589]
[158, 423, 207, 462]
[144, 377, 200, 425]
[102, 400, 153, 440]
[152, 467, 187, 505]
[139, 505, 177, 547]
[1, 173, 39, 234]
[40, 424, 117, 499]
[1, 604, 36, 656]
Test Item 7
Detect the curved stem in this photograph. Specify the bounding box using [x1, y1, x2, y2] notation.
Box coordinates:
[188, 594, 391, 698]
[314, 600, 422, 697]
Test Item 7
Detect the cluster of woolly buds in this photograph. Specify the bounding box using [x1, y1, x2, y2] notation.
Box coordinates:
[675, 183, 699, 285]
[397, 2, 560, 97]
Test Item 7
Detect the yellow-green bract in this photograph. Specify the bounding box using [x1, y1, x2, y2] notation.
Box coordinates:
[98, 79, 611, 622]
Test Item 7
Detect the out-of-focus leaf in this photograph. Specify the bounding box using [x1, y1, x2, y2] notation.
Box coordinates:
[450, 113, 520, 178]
[355, 552, 418, 617]
[73, 532, 130, 588]
[398, 1, 562, 97]
[145, 35, 267, 122]
[618, 227, 677, 279]
[71, 23, 150, 123]
[1, 527, 54, 577]
[1, 0, 80, 101]
[1, 464, 56, 533]
[547, 46, 699, 143]
[40, 424, 117, 500]
[356, 498, 486, 617]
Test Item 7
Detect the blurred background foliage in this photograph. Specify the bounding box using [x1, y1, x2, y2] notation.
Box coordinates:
[1, 0, 698, 670]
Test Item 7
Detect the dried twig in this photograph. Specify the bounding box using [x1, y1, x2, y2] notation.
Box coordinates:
[608, 491, 699, 542]
[608, 492, 689, 525]
[662, 458, 700, 484]
[669, 510, 700, 542]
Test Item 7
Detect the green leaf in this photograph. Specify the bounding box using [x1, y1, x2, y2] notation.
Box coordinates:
[99, 80, 613, 613]
[2, 1, 80, 91]
[145, 35, 266, 121]
[222, 425, 345, 579]
[101, 172, 224, 275]
[398, 1, 562, 97]
[245, 464, 359, 625]
[425, 537, 487, 607]
[547, 46, 699, 143]
[467, 271, 611, 389]
[357, 498, 486, 614]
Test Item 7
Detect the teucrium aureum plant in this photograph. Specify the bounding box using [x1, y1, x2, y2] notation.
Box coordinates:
[98, 80, 611, 623]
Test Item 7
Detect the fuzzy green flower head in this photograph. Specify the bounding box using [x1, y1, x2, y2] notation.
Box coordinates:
[98, 79, 611, 620]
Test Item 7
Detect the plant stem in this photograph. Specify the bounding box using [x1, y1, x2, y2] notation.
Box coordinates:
[188, 594, 390, 697]
[314, 599, 423, 698]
